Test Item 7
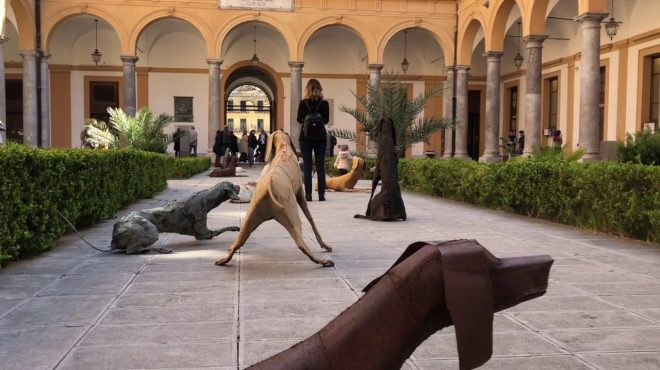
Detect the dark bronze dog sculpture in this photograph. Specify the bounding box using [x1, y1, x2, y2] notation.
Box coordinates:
[248, 239, 553, 370]
[110, 181, 240, 254]
[209, 155, 238, 177]
[355, 117, 406, 221]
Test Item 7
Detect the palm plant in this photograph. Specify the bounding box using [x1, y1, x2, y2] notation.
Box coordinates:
[81, 118, 117, 149]
[108, 107, 174, 153]
[329, 73, 457, 158]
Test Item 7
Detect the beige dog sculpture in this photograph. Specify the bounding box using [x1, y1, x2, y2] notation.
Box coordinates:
[319, 157, 365, 192]
[215, 130, 334, 267]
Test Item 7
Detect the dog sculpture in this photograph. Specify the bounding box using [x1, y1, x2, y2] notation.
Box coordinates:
[318, 157, 365, 192]
[215, 130, 333, 267]
[355, 117, 406, 221]
[111, 181, 240, 254]
[209, 155, 239, 177]
[249, 239, 553, 370]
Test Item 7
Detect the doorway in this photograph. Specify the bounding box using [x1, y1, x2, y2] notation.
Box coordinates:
[5, 79, 23, 143]
[89, 81, 120, 125]
[467, 90, 481, 160]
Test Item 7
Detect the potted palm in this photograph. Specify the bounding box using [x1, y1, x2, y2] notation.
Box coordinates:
[107, 107, 177, 153]
[329, 73, 458, 158]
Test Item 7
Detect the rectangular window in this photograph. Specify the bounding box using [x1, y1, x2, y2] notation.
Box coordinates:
[257, 100, 264, 111]
[651, 56, 660, 126]
[257, 119, 264, 129]
[240, 119, 247, 132]
[600, 66, 606, 140]
[90, 81, 119, 124]
[240, 100, 247, 111]
[227, 100, 234, 111]
[509, 86, 518, 131]
[227, 118, 234, 131]
[548, 77, 558, 131]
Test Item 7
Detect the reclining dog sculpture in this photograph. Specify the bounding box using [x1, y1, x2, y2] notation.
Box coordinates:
[209, 155, 239, 177]
[318, 157, 366, 192]
[249, 239, 553, 370]
[111, 181, 240, 254]
[355, 117, 406, 221]
[215, 130, 333, 267]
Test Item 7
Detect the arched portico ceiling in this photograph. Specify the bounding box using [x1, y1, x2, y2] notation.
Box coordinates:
[136, 18, 207, 68]
[47, 15, 121, 66]
[489, 0, 525, 52]
[458, 13, 487, 66]
[7, 0, 35, 50]
[298, 16, 376, 63]
[43, 5, 126, 53]
[225, 66, 277, 103]
[221, 21, 288, 69]
[216, 13, 293, 61]
[381, 28, 447, 75]
[377, 21, 452, 68]
[129, 9, 211, 56]
[525, 0, 607, 36]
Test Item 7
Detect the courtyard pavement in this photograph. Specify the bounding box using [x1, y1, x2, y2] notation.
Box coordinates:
[1, 164, 660, 370]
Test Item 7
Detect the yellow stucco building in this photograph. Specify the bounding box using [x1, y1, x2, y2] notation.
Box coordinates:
[1, 0, 658, 160]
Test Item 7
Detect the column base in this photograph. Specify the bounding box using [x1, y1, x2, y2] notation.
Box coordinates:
[478, 154, 502, 163]
[580, 153, 602, 162]
[452, 153, 472, 160]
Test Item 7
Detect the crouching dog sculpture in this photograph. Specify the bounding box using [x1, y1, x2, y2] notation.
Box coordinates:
[318, 157, 366, 192]
[215, 130, 333, 267]
[111, 181, 240, 254]
[355, 117, 406, 221]
[248, 239, 553, 370]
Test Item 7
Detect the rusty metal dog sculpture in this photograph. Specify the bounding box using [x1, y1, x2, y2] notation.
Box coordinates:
[249, 239, 553, 370]
[215, 130, 333, 267]
[209, 155, 238, 177]
[355, 117, 406, 221]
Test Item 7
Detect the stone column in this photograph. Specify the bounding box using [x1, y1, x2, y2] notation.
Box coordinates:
[289, 61, 304, 142]
[0, 36, 8, 144]
[522, 35, 547, 156]
[454, 65, 470, 159]
[442, 67, 455, 158]
[207, 59, 222, 153]
[576, 13, 608, 162]
[20, 50, 38, 147]
[480, 52, 503, 162]
[367, 64, 384, 88]
[40, 54, 51, 147]
[121, 55, 139, 116]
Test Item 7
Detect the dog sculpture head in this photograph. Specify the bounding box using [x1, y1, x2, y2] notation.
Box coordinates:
[264, 130, 297, 162]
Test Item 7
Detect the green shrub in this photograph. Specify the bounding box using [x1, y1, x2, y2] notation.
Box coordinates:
[324, 155, 376, 180]
[399, 158, 660, 242]
[169, 156, 212, 179]
[0, 144, 174, 266]
[617, 131, 660, 165]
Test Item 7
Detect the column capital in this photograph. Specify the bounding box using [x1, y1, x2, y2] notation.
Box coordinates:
[522, 35, 547, 48]
[574, 12, 609, 24]
[120, 55, 139, 63]
[19, 49, 38, 58]
[288, 61, 304, 70]
[483, 51, 504, 59]
[206, 58, 223, 67]
[367, 63, 384, 71]
[455, 65, 471, 72]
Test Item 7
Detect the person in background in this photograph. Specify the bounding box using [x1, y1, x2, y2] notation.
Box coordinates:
[173, 128, 181, 157]
[297, 78, 330, 202]
[326, 134, 337, 157]
[333, 144, 353, 176]
[552, 130, 563, 149]
[516, 130, 525, 155]
[189, 126, 198, 156]
[240, 130, 248, 162]
[257, 129, 268, 162]
[213, 129, 223, 166]
[247, 129, 258, 167]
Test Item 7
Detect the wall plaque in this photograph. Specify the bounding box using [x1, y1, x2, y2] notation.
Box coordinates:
[219, 0, 294, 11]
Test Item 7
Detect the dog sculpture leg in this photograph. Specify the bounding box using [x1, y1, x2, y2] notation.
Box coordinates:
[195, 225, 241, 240]
[274, 199, 334, 267]
[296, 193, 332, 253]
[215, 202, 271, 266]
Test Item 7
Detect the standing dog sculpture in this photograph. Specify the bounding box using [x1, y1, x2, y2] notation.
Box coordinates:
[355, 117, 406, 221]
[215, 130, 333, 267]
[248, 239, 553, 370]
[111, 181, 240, 254]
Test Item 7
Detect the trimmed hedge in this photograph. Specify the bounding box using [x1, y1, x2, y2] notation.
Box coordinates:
[170, 156, 212, 179]
[0, 144, 187, 266]
[399, 159, 660, 242]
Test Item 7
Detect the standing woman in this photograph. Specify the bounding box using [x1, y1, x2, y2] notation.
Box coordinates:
[297, 79, 330, 201]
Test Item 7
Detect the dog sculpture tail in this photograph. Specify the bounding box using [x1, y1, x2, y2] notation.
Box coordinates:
[248, 239, 553, 370]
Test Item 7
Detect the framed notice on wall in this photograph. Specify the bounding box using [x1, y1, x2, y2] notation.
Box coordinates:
[219, 0, 294, 11]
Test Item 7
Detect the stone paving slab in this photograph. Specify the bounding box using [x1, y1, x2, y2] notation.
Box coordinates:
[1, 167, 659, 369]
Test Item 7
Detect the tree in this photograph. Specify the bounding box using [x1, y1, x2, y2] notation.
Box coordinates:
[108, 107, 175, 153]
[329, 73, 458, 158]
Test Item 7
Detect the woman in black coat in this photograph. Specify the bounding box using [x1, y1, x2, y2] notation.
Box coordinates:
[297, 78, 330, 202]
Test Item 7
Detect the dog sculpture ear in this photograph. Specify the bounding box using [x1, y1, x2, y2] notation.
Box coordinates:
[439, 240, 495, 370]
[264, 130, 276, 162]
